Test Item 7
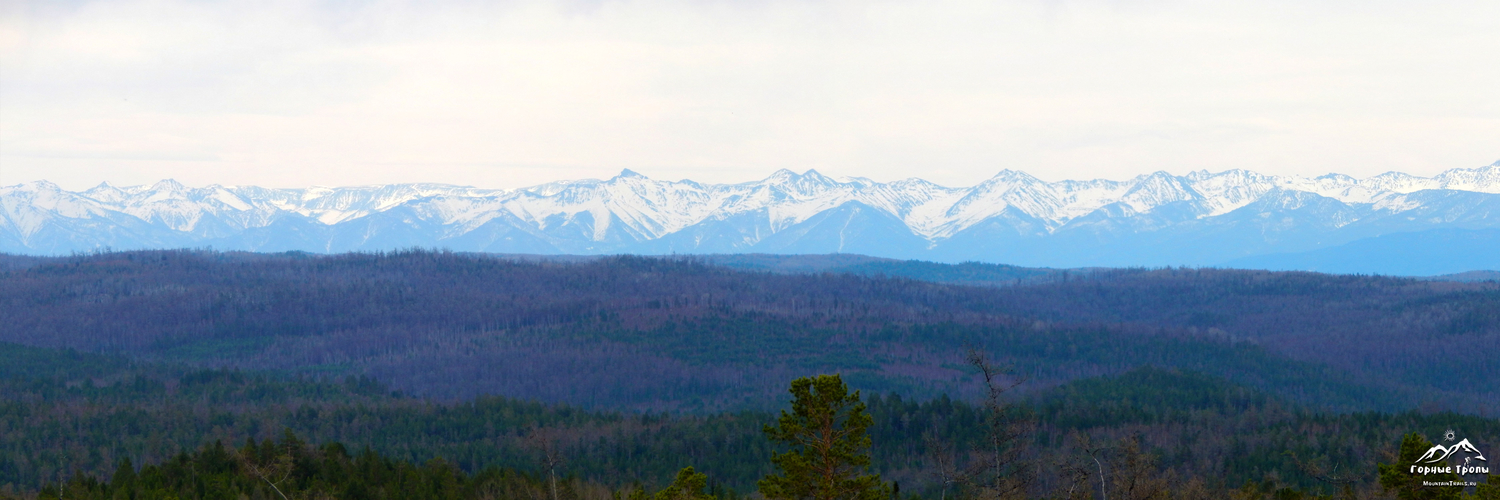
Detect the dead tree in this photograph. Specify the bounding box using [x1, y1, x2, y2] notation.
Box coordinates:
[526, 426, 568, 500]
[1059, 431, 1109, 500]
[925, 432, 966, 500]
[962, 348, 1033, 500]
[240, 451, 294, 500]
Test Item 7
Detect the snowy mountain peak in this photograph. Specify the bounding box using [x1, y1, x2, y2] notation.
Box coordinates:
[4, 161, 1500, 262]
[1313, 173, 1357, 182]
[82, 183, 131, 205]
[755, 169, 846, 201]
[890, 177, 951, 190]
[149, 179, 188, 193]
[762, 169, 799, 183]
[799, 168, 835, 182]
[985, 169, 1043, 184]
[23, 180, 64, 192]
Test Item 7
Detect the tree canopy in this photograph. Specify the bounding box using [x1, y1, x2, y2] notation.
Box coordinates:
[760, 374, 887, 500]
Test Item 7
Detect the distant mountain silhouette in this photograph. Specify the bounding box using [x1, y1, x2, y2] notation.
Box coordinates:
[5, 161, 1500, 272]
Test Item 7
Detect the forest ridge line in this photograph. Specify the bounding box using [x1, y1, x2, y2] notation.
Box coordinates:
[2, 249, 1496, 414]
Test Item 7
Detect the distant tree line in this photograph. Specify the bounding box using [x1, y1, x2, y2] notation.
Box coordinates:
[0, 250, 1496, 413]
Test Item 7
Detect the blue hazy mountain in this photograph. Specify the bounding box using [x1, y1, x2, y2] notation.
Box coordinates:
[1222, 228, 1500, 276]
[3, 162, 1498, 275]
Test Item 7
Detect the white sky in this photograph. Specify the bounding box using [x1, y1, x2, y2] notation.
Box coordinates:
[1, 0, 1497, 191]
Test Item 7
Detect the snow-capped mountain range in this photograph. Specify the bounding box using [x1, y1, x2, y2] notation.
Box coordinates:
[4, 162, 1499, 270]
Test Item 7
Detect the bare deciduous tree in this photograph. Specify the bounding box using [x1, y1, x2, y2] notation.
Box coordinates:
[240, 451, 294, 500]
[1057, 431, 1110, 500]
[526, 426, 569, 500]
[961, 348, 1033, 500]
[924, 432, 965, 500]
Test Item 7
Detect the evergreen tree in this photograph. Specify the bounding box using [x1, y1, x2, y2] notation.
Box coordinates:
[1378, 433, 1463, 500]
[654, 467, 714, 500]
[759, 374, 887, 500]
[1474, 475, 1500, 500]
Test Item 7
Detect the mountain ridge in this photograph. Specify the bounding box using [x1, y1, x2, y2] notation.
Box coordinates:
[1224, 228, 1500, 276]
[4, 162, 1498, 268]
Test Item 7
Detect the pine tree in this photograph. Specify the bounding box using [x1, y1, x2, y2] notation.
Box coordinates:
[654, 467, 714, 500]
[1378, 433, 1463, 500]
[759, 374, 887, 500]
[1473, 475, 1500, 500]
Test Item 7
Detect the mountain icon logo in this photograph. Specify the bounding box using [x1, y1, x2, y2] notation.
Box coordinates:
[1415, 438, 1489, 464]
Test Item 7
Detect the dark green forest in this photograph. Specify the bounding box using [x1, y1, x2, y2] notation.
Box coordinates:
[1, 251, 1498, 499]
[1, 250, 1496, 412]
[1, 342, 1497, 499]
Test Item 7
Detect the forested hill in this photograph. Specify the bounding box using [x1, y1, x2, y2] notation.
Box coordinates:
[4, 341, 1496, 498]
[0, 250, 1497, 414]
[698, 254, 1065, 286]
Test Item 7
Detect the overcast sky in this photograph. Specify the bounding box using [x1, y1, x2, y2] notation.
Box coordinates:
[2, 0, 1497, 191]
